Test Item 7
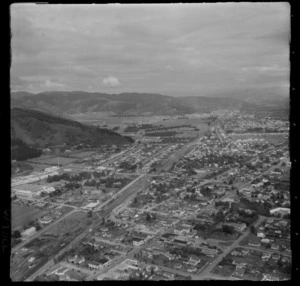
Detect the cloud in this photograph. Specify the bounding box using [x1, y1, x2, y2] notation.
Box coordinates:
[41, 80, 67, 90]
[102, 76, 120, 87]
[10, 3, 290, 95]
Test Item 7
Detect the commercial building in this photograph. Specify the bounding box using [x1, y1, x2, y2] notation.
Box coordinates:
[13, 184, 55, 199]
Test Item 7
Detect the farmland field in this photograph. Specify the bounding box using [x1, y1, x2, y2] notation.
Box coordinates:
[12, 204, 48, 231]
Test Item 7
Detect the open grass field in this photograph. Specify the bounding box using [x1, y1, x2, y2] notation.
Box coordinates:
[12, 204, 48, 231]
[71, 114, 165, 126]
[68, 151, 97, 158]
[29, 156, 79, 166]
[44, 211, 88, 237]
[154, 117, 209, 129]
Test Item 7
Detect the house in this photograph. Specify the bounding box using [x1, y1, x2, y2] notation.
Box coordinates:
[173, 238, 188, 245]
[224, 222, 247, 232]
[235, 266, 246, 277]
[163, 272, 175, 280]
[248, 241, 261, 247]
[123, 259, 138, 266]
[174, 263, 182, 269]
[21, 227, 37, 237]
[133, 237, 145, 247]
[163, 252, 176, 261]
[68, 255, 78, 263]
[76, 256, 85, 265]
[261, 238, 270, 244]
[262, 274, 280, 281]
[271, 253, 281, 261]
[187, 256, 201, 266]
[201, 248, 218, 257]
[231, 250, 241, 256]
[262, 252, 271, 260]
[257, 232, 265, 238]
[271, 243, 279, 250]
[281, 256, 291, 263]
[28, 257, 35, 263]
[88, 262, 102, 270]
[186, 266, 197, 273]
[232, 260, 247, 267]
[39, 217, 52, 224]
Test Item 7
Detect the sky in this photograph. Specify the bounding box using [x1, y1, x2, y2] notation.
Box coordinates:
[10, 3, 290, 97]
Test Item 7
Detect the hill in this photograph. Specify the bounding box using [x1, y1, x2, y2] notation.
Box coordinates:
[11, 91, 261, 117]
[11, 108, 134, 160]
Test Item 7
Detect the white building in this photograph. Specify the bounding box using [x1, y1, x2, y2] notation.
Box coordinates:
[22, 227, 36, 237]
[270, 207, 290, 215]
[82, 200, 100, 210]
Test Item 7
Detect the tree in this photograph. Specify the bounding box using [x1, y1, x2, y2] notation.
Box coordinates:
[145, 213, 151, 221]
[215, 210, 225, 223]
[250, 225, 257, 234]
[87, 210, 93, 218]
[12, 230, 21, 239]
[223, 224, 235, 235]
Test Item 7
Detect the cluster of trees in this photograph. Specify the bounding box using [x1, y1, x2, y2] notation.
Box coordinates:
[12, 230, 21, 239]
[214, 210, 226, 223]
[47, 171, 91, 183]
[204, 167, 230, 180]
[78, 245, 109, 264]
[193, 222, 212, 233]
[64, 182, 81, 191]
[161, 137, 190, 143]
[238, 198, 271, 216]
[277, 260, 292, 275]
[119, 161, 137, 171]
[84, 179, 101, 188]
[144, 131, 177, 137]
[145, 212, 156, 222]
[200, 187, 213, 198]
[215, 200, 230, 208]
[124, 124, 154, 133]
[185, 167, 197, 176]
[145, 124, 193, 132]
[11, 138, 42, 161]
[222, 224, 235, 235]
[93, 171, 105, 178]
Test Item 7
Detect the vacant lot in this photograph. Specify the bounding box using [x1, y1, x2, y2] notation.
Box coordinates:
[12, 204, 48, 231]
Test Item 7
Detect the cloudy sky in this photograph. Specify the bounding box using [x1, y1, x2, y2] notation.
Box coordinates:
[11, 3, 290, 96]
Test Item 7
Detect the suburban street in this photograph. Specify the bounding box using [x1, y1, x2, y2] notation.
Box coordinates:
[198, 215, 266, 278]
[12, 209, 78, 254]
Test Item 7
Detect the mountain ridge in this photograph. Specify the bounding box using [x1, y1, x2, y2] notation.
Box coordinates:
[11, 107, 134, 161]
[11, 91, 281, 117]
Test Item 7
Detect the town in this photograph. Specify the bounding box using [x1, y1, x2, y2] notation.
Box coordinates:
[10, 110, 290, 281]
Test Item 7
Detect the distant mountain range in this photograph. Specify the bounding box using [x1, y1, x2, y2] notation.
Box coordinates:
[11, 107, 134, 160]
[11, 91, 289, 117]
